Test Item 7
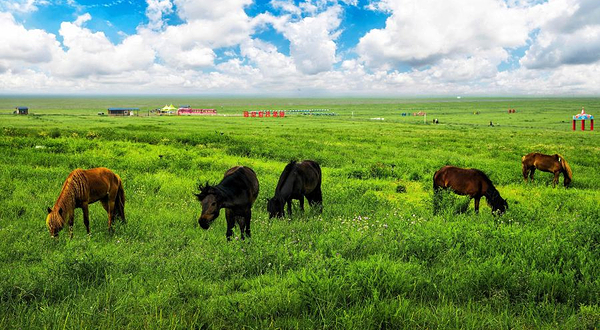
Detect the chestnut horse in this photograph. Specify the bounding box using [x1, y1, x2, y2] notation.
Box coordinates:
[433, 166, 507, 215]
[521, 153, 572, 187]
[46, 167, 125, 238]
[267, 160, 322, 218]
[195, 166, 259, 240]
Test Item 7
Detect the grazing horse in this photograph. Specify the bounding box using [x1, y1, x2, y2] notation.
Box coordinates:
[195, 166, 259, 240]
[522, 153, 572, 187]
[267, 160, 323, 218]
[46, 167, 126, 238]
[433, 165, 507, 215]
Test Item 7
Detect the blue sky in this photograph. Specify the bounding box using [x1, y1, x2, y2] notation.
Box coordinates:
[1, 0, 600, 95]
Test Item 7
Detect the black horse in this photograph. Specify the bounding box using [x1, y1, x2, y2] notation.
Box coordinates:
[267, 160, 322, 218]
[195, 166, 259, 240]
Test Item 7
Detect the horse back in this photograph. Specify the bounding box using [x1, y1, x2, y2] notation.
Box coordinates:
[433, 166, 490, 198]
[81, 167, 121, 203]
[296, 160, 322, 193]
[223, 166, 259, 204]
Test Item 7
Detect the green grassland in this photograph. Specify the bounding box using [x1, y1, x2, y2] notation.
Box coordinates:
[0, 97, 598, 329]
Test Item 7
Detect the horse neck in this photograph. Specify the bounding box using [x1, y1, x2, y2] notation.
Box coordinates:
[275, 171, 297, 200]
[213, 183, 240, 207]
[484, 185, 502, 204]
[54, 177, 78, 220]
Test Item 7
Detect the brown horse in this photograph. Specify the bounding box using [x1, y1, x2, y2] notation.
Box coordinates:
[195, 166, 259, 240]
[267, 160, 323, 218]
[433, 166, 507, 215]
[521, 153, 572, 187]
[46, 167, 125, 238]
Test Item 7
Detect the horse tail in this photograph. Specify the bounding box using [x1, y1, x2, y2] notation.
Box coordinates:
[115, 178, 126, 222]
[558, 154, 573, 186]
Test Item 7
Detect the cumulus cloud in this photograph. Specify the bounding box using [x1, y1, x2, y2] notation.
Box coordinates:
[520, 0, 600, 69]
[0, 12, 60, 64]
[53, 15, 156, 77]
[1, 0, 47, 13]
[260, 3, 343, 75]
[2, 0, 600, 95]
[358, 0, 531, 69]
[145, 0, 173, 30]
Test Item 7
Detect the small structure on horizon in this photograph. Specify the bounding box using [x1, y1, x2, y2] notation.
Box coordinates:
[243, 110, 285, 118]
[108, 108, 139, 116]
[15, 106, 28, 115]
[160, 104, 177, 115]
[572, 107, 594, 131]
[177, 107, 217, 116]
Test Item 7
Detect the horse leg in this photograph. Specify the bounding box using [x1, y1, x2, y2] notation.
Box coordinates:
[287, 200, 293, 218]
[432, 188, 441, 215]
[82, 202, 90, 235]
[474, 197, 480, 214]
[225, 209, 235, 241]
[237, 216, 246, 240]
[244, 208, 252, 239]
[107, 199, 115, 233]
[529, 168, 535, 182]
[299, 197, 305, 212]
[306, 187, 323, 213]
[553, 171, 559, 188]
[68, 214, 75, 239]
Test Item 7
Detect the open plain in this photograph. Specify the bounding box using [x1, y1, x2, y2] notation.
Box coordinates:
[0, 97, 598, 329]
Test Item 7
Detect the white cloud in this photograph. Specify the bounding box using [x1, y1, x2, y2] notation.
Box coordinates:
[53, 16, 156, 77]
[358, 0, 531, 69]
[145, 0, 173, 30]
[265, 4, 343, 75]
[2, 0, 600, 95]
[73, 13, 91, 26]
[0, 12, 60, 64]
[2, 0, 48, 13]
[520, 0, 600, 69]
[173, 0, 252, 20]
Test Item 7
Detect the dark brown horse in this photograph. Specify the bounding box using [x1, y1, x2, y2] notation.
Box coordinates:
[195, 166, 259, 240]
[522, 153, 572, 187]
[46, 167, 125, 238]
[267, 160, 322, 218]
[433, 166, 507, 215]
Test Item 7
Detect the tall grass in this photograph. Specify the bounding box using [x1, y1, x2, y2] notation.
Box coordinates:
[0, 97, 598, 329]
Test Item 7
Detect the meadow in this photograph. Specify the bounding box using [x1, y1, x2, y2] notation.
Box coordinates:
[0, 96, 598, 329]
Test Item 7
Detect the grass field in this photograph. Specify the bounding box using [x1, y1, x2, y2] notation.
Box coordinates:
[0, 96, 598, 329]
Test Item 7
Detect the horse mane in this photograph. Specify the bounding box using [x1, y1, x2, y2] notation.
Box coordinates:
[275, 160, 297, 194]
[50, 169, 87, 227]
[197, 167, 252, 201]
[557, 154, 573, 182]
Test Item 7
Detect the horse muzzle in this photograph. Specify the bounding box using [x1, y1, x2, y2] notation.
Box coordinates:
[198, 214, 216, 229]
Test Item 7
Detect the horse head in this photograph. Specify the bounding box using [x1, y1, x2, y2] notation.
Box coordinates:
[267, 197, 284, 218]
[46, 207, 64, 237]
[491, 197, 508, 216]
[195, 183, 223, 229]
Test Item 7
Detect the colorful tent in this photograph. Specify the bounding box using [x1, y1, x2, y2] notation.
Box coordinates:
[572, 107, 594, 130]
[161, 104, 177, 112]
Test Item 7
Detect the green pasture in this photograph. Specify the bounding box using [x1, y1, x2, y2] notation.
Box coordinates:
[0, 97, 598, 329]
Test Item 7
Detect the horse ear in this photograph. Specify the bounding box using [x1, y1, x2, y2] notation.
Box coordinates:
[194, 192, 205, 201]
[47, 207, 52, 214]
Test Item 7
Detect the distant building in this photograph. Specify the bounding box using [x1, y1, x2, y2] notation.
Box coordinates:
[16, 106, 28, 115]
[177, 108, 217, 115]
[108, 108, 139, 116]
